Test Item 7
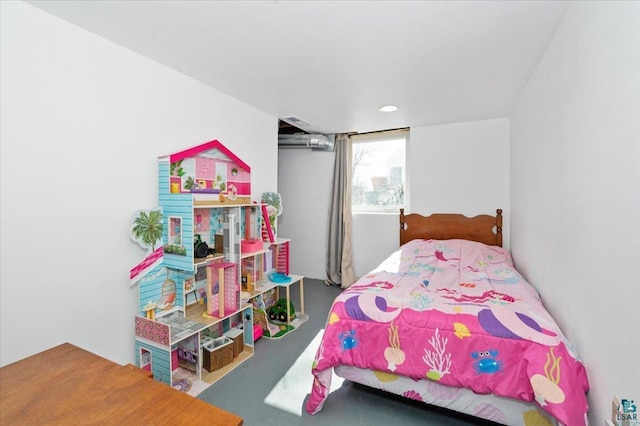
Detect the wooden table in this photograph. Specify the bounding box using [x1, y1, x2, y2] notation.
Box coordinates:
[0, 343, 243, 425]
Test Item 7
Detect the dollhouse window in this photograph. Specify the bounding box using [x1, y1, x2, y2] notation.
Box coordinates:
[169, 216, 182, 246]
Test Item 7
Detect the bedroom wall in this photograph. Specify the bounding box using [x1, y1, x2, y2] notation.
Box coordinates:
[0, 1, 277, 367]
[279, 118, 509, 280]
[277, 148, 335, 280]
[509, 2, 640, 424]
[351, 118, 510, 278]
[409, 118, 510, 247]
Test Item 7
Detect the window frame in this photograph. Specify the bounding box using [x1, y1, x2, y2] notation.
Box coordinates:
[350, 129, 408, 214]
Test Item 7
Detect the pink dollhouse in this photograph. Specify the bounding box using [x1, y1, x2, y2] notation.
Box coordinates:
[167, 140, 251, 203]
[130, 139, 301, 395]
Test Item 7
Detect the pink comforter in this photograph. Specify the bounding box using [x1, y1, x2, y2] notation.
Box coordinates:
[306, 239, 589, 425]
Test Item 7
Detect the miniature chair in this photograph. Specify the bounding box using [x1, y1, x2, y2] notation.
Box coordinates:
[178, 347, 185, 359]
[157, 275, 177, 310]
[185, 289, 198, 305]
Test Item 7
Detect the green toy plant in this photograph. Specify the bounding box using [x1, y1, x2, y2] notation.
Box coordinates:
[170, 160, 185, 177]
[163, 244, 187, 255]
[184, 176, 195, 190]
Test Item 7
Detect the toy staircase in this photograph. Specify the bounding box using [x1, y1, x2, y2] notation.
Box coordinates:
[260, 204, 289, 275]
[261, 204, 274, 243]
[275, 241, 289, 276]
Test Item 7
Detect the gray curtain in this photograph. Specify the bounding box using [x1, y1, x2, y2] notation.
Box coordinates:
[326, 134, 356, 288]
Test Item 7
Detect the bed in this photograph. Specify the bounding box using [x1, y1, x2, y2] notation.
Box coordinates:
[306, 209, 589, 425]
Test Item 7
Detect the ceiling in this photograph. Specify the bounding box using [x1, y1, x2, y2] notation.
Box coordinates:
[28, 1, 568, 135]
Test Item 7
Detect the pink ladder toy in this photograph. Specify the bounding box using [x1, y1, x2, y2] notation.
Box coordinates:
[261, 204, 275, 243]
[275, 241, 289, 276]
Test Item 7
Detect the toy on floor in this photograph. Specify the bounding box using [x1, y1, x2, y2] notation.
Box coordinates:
[267, 324, 295, 339]
[254, 307, 280, 338]
[268, 298, 296, 323]
[252, 294, 280, 338]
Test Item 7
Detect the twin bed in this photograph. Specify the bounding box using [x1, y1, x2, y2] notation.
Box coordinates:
[306, 209, 589, 425]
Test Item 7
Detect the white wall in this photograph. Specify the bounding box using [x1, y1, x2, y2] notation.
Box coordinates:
[510, 2, 640, 423]
[353, 119, 510, 277]
[0, 1, 277, 367]
[280, 119, 509, 279]
[277, 148, 335, 280]
[409, 118, 510, 247]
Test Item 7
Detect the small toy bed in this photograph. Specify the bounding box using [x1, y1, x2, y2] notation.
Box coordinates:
[306, 209, 589, 425]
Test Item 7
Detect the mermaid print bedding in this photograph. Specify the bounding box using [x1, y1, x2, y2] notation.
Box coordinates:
[306, 239, 589, 425]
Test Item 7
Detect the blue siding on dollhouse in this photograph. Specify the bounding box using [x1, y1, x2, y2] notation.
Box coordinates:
[135, 340, 172, 386]
[158, 160, 195, 272]
[138, 264, 164, 314]
[158, 160, 171, 197]
[160, 193, 194, 272]
[138, 265, 186, 315]
[173, 269, 191, 305]
[163, 221, 194, 272]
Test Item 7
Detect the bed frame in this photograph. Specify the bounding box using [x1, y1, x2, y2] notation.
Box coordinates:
[399, 208, 503, 247]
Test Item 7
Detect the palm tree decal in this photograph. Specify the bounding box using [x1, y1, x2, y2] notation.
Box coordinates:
[132, 210, 163, 251]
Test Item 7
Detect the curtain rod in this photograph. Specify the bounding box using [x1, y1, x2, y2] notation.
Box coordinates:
[347, 127, 409, 137]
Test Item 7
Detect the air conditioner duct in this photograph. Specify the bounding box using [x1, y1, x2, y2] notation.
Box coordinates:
[278, 134, 334, 151]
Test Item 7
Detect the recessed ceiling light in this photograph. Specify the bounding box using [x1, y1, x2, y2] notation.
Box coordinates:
[378, 105, 398, 112]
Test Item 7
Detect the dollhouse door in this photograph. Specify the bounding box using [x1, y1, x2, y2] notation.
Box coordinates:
[139, 347, 152, 373]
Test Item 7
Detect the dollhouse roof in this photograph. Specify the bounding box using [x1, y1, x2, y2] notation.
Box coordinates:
[163, 140, 250, 172]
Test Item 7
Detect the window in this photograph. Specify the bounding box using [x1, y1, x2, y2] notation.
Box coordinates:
[351, 129, 408, 212]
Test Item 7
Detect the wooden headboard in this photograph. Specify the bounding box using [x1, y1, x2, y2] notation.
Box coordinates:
[399, 209, 503, 247]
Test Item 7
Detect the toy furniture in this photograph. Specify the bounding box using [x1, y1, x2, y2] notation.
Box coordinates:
[185, 288, 199, 305]
[156, 275, 177, 310]
[276, 274, 304, 326]
[253, 323, 263, 341]
[206, 262, 238, 318]
[202, 336, 234, 373]
[0, 343, 243, 426]
[130, 139, 305, 395]
[143, 301, 157, 320]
